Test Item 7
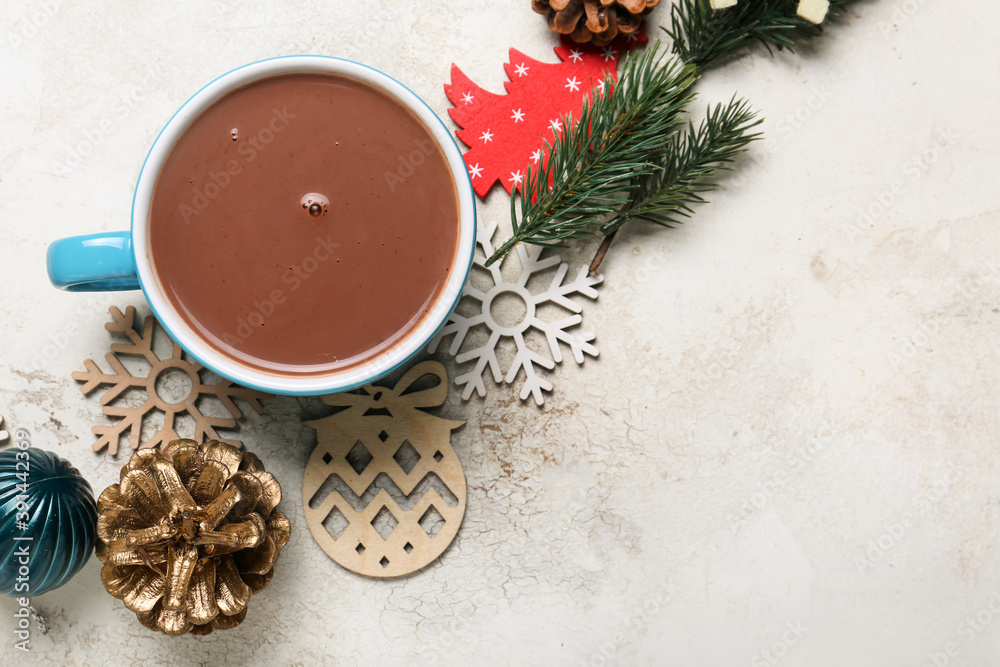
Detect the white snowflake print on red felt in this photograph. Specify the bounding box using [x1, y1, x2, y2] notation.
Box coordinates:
[445, 32, 645, 199]
[428, 219, 602, 406]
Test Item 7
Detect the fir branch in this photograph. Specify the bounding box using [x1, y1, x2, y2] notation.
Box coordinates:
[665, 0, 858, 68]
[603, 97, 762, 235]
[486, 0, 857, 269]
[485, 44, 697, 266]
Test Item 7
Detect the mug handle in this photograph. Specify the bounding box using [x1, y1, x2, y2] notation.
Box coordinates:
[47, 232, 141, 292]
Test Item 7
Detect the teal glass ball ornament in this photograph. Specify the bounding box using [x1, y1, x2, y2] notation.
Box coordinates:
[0, 448, 98, 596]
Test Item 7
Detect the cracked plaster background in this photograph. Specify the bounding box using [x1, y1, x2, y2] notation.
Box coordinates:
[1, 1, 1000, 665]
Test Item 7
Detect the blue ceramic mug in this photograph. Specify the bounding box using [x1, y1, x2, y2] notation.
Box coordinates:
[47, 57, 476, 395]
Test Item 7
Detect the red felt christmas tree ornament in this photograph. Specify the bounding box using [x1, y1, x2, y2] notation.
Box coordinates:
[445, 32, 645, 199]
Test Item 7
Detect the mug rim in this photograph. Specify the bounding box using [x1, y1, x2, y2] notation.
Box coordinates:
[131, 55, 476, 396]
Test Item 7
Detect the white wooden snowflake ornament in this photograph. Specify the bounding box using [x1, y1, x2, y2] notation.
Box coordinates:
[428, 218, 602, 406]
[712, 0, 830, 24]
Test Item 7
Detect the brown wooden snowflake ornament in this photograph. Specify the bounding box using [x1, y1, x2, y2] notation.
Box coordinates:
[74, 306, 264, 454]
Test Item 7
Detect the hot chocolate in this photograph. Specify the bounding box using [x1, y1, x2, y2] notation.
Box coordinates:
[149, 73, 461, 376]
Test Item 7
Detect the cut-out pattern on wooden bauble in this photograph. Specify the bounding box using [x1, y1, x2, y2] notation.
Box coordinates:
[303, 361, 465, 578]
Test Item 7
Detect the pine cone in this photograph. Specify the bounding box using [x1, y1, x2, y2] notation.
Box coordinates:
[96, 440, 290, 636]
[533, 0, 660, 46]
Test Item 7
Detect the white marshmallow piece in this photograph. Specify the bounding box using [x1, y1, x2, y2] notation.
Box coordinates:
[797, 0, 831, 24]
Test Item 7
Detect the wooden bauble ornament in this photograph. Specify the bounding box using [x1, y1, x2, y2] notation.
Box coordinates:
[303, 361, 465, 578]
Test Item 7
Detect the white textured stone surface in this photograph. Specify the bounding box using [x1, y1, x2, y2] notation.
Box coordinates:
[1, 1, 999, 665]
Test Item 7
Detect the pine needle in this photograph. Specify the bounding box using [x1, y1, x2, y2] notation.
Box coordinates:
[485, 0, 858, 268]
[604, 97, 762, 234]
[665, 0, 859, 68]
[486, 44, 697, 266]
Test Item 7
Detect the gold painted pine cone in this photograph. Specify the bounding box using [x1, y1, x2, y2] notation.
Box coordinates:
[533, 0, 660, 46]
[96, 440, 290, 636]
